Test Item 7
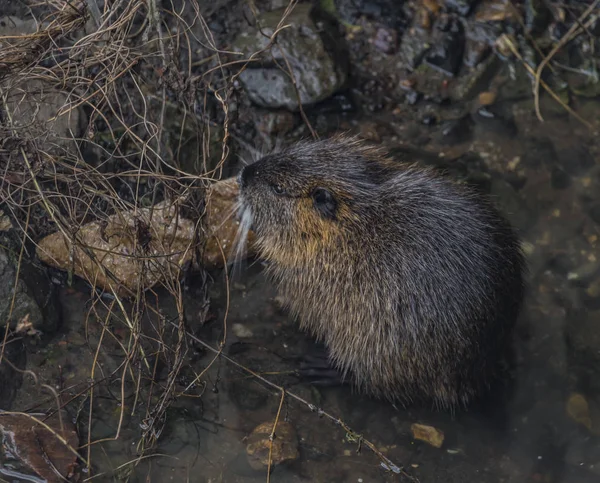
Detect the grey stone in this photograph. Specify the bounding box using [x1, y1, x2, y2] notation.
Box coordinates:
[232, 4, 347, 111]
[0, 339, 26, 409]
[0, 17, 87, 153]
[0, 248, 60, 334]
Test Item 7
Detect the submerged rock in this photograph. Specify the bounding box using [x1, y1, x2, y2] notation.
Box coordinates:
[0, 248, 59, 335]
[333, 0, 408, 29]
[424, 15, 465, 77]
[0, 412, 80, 482]
[0, 339, 26, 409]
[411, 423, 445, 448]
[232, 4, 348, 111]
[246, 420, 299, 470]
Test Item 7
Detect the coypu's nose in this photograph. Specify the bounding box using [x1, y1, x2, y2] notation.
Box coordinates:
[239, 164, 257, 188]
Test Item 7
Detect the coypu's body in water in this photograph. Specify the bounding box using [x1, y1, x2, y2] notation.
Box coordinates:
[237, 136, 525, 409]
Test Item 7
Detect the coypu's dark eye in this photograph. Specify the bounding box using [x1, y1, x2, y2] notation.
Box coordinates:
[312, 187, 337, 220]
[271, 184, 285, 195]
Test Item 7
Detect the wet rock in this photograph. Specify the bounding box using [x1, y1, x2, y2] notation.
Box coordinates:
[566, 393, 600, 436]
[148, 97, 226, 176]
[232, 323, 254, 339]
[423, 0, 442, 14]
[474, 0, 515, 23]
[0, 412, 80, 482]
[565, 437, 600, 478]
[445, 0, 480, 16]
[583, 279, 600, 310]
[312, 91, 356, 114]
[478, 91, 497, 106]
[424, 15, 465, 77]
[438, 114, 474, 145]
[357, 120, 383, 142]
[472, 105, 518, 137]
[0, 14, 86, 154]
[398, 24, 431, 70]
[463, 37, 490, 68]
[0, 248, 59, 335]
[246, 420, 299, 470]
[498, 64, 535, 102]
[0, 339, 26, 409]
[36, 200, 196, 297]
[232, 4, 348, 111]
[549, 21, 569, 43]
[37, 178, 255, 296]
[411, 423, 444, 448]
[555, 145, 595, 176]
[421, 113, 437, 126]
[524, 0, 551, 36]
[334, 0, 407, 29]
[545, 253, 574, 276]
[254, 109, 295, 136]
[567, 261, 600, 287]
[451, 53, 500, 102]
[404, 89, 422, 105]
[373, 26, 398, 54]
[521, 136, 555, 169]
[463, 22, 493, 67]
[2, 77, 86, 154]
[0, 214, 13, 231]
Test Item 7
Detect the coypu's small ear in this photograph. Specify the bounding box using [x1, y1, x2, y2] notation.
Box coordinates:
[312, 187, 337, 220]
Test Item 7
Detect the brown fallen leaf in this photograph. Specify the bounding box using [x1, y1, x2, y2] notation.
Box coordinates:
[0, 412, 80, 482]
[411, 423, 445, 448]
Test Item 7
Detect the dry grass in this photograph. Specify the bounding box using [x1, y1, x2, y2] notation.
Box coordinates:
[0, 1, 407, 481]
[0, 0, 245, 478]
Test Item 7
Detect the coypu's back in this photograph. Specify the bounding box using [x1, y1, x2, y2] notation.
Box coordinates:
[237, 135, 526, 409]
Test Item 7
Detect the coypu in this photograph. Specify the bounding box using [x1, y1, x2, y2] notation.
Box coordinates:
[236, 135, 525, 409]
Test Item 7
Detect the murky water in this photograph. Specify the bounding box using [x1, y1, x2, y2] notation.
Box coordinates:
[8, 89, 600, 483]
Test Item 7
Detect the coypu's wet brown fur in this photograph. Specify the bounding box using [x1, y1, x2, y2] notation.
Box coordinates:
[237, 135, 525, 409]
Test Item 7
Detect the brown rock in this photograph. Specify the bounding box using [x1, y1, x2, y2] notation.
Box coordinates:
[373, 27, 398, 54]
[566, 392, 600, 435]
[567, 393, 592, 430]
[478, 90, 497, 106]
[0, 412, 80, 482]
[246, 420, 299, 471]
[423, 0, 441, 14]
[204, 177, 256, 268]
[475, 0, 516, 23]
[36, 178, 255, 296]
[36, 200, 196, 297]
[411, 423, 445, 448]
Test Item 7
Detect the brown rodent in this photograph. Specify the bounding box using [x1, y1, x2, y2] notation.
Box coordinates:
[236, 135, 525, 409]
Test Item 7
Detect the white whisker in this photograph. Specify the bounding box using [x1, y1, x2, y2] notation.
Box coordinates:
[228, 204, 253, 280]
